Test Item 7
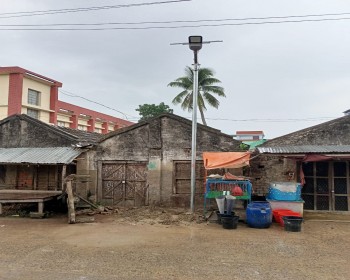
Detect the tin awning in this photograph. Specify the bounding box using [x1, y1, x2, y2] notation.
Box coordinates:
[257, 145, 350, 154]
[0, 147, 83, 164]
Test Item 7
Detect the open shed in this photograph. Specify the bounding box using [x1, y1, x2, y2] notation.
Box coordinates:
[0, 114, 100, 215]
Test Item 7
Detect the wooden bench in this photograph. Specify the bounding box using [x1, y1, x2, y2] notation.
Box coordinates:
[0, 190, 62, 216]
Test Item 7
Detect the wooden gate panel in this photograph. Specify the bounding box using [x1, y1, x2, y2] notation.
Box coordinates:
[101, 162, 147, 207]
[173, 161, 205, 195]
[102, 164, 125, 180]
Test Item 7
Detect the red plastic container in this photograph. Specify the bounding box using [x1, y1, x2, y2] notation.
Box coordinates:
[272, 209, 291, 223]
[273, 209, 301, 226]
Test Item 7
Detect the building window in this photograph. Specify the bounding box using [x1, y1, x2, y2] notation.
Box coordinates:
[78, 125, 87, 131]
[28, 89, 40, 106]
[94, 128, 102, 133]
[57, 121, 66, 127]
[27, 108, 39, 119]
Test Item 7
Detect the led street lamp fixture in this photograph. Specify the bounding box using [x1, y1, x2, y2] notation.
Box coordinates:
[188, 36, 203, 51]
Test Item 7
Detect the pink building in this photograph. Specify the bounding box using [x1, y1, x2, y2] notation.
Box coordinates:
[0, 66, 133, 133]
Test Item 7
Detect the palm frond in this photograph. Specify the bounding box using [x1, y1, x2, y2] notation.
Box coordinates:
[203, 92, 220, 108]
[182, 93, 193, 111]
[200, 77, 222, 85]
[172, 90, 190, 105]
[202, 85, 226, 97]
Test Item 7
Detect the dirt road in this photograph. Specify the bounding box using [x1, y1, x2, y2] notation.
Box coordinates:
[0, 209, 349, 280]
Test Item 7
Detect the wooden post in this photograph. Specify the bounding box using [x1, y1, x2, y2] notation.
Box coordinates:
[64, 174, 90, 224]
[66, 180, 75, 224]
[38, 201, 44, 214]
[61, 165, 67, 191]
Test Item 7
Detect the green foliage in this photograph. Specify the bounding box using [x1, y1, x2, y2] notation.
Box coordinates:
[239, 143, 250, 151]
[136, 102, 173, 121]
[168, 66, 226, 126]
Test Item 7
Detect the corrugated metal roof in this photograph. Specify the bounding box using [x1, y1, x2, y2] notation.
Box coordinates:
[0, 147, 83, 164]
[257, 145, 350, 154]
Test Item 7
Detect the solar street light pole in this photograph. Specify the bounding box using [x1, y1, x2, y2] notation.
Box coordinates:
[171, 36, 222, 213]
[188, 36, 202, 213]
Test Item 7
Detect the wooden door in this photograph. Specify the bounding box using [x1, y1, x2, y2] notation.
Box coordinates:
[17, 165, 34, 190]
[173, 161, 205, 195]
[101, 162, 147, 207]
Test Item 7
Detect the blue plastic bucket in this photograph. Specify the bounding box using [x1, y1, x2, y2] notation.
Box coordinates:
[246, 201, 272, 228]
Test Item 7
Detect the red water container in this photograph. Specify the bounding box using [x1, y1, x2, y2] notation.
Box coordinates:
[273, 209, 301, 226]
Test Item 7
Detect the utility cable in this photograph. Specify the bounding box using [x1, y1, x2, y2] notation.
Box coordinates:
[0, 0, 191, 19]
[58, 89, 337, 123]
[59, 89, 138, 120]
[1, 11, 350, 26]
[1, 17, 349, 30]
[204, 117, 335, 122]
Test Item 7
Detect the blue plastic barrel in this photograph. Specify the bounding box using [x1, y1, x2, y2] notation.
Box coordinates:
[246, 201, 272, 228]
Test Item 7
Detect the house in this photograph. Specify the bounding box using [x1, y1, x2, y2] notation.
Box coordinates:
[234, 130, 266, 150]
[0, 66, 133, 133]
[0, 114, 101, 215]
[78, 113, 244, 208]
[249, 114, 350, 212]
[234, 131, 265, 142]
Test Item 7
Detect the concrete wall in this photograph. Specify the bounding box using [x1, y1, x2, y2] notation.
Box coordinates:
[0, 75, 9, 105]
[0, 75, 9, 120]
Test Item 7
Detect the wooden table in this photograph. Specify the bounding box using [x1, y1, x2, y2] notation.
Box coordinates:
[0, 190, 62, 215]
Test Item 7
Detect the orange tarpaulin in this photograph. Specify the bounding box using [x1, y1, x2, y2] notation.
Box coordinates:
[203, 152, 251, 170]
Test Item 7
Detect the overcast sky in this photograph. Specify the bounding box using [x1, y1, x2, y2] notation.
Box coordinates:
[1, 0, 349, 139]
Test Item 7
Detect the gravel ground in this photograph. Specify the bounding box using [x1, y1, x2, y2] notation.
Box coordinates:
[0, 207, 349, 280]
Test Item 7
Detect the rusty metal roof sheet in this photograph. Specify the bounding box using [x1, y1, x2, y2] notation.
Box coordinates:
[0, 147, 83, 164]
[257, 145, 350, 154]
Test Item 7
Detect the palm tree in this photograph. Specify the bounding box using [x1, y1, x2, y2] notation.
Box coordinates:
[168, 66, 225, 126]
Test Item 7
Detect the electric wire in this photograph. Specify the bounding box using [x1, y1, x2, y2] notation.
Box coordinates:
[1, 11, 350, 26]
[204, 117, 335, 122]
[59, 89, 335, 123]
[1, 17, 349, 30]
[0, 0, 191, 19]
[59, 89, 138, 120]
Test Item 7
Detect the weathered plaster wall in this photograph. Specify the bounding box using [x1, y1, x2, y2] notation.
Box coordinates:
[0, 118, 74, 148]
[248, 155, 297, 195]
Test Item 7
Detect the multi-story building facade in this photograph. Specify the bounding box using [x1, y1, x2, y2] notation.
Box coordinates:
[0, 66, 133, 133]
